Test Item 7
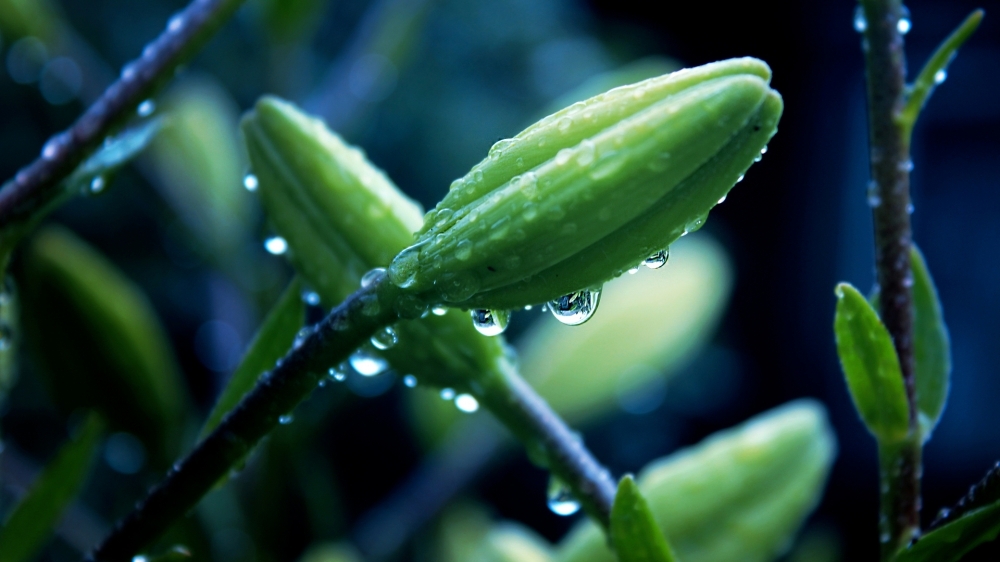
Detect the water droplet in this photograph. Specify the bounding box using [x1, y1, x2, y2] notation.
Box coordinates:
[519, 171, 538, 199]
[867, 181, 882, 208]
[42, 134, 68, 160]
[516, 157, 524, 168]
[897, 6, 912, 34]
[524, 304, 533, 311]
[900, 159, 914, 172]
[489, 138, 513, 160]
[403, 374, 418, 388]
[853, 5, 868, 32]
[120, 62, 137, 80]
[644, 248, 670, 269]
[555, 148, 573, 166]
[576, 140, 595, 166]
[279, 414, 294, 425]
[934, 69, 947, 84]
[439, 271, 480, 302]
[761, 146, 768, 155]
[350, 349, 388, 377]
[388, 243, 422, 289]
[264, 236, 288, 255]
[361, 268, 385, 289]
[302, 290, 321, 306]
[906, 202, 914, 214]
[558, 117, 573, 133]
[133, 556, 149, 562]
[243, 174, 259, 191]
[455, 240, 473, 261]
[432, 306, 448, 316]
[455, 393, 480, 413]
[547, 477, 581, 516]
[628, 266, 639, 274]
[548, 289, 601, 326]
[167, 14, 184, 33]
[718, 195, 727, 204]
[880, 531, 891, 543]
[736, 174, 745, 183]
[371, 326, 398, 350]
[440, 387, 456, 400]
[137, 99, 155, 117]
[328, 366, 347, 382]
[471, 309, 510, 336]
[89, 176, 106, 194]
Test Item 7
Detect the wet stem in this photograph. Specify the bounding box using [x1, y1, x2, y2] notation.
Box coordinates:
[85, 273, 615, 560]
[859, 0, 920, 557]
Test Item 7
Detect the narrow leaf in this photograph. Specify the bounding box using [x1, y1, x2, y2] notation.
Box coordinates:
[909, 246, 950, 440]
[896, 502, 1000, 562]
[899, 10, 984, 137]
[833, 283, 909, 443]
[0, 413, 105, 562]
[610, 475, 677, 562]
[201, 276, 304, 437]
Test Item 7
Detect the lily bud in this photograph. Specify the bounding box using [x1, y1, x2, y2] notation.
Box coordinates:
[388, 58, 782, 310]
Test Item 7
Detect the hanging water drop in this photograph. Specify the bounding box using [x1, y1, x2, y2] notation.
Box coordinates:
[278, 414, 294, 425]
[548, 289, 601, 326]
[644, 248, 670, 269]
[89, 176, 106, 194]
[897, 6, 912, 34]
[547, 477, 581, 516]
[736, 174, 745, 183]
[302, 290, 321, 306]
[431, 305, 448, 316]
[264, 236, 288, 255]
[440, 387, 455, 400]
[243, 174, 259, 192]
[471, 309, 510, 336]
[934, 69, 947, 84]
[718, 195, 727, 204]
[350, 349, 388, 377]
[628, 266, 639, 275]
[403, 374, 418, 388]
[455, 393, 480, 413]
[371, 326, 398, 350]
[137, 99, 156, 117]
[328, 366, 347, 382]
[853, 5, 868, 32]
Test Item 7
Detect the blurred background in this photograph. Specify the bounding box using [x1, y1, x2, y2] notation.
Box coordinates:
[0, 0, 998, 560]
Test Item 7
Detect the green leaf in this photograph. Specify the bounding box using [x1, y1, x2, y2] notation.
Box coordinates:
[610, 475, 677, 562]
[895, 502, 1000, 562]
[834, 282, 910, 443]
[909, 246, 950, 441]
[556, 401, 836, 562]
[0, 276, 18, 410]
[22, 226, 187, 462]
[0, 413, 105, 562]
[201, 276, 304, 437]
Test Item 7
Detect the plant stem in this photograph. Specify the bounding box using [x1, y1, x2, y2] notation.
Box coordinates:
[859, 0, 920, 554]
[86, 274, 616, 559]
[86, 276, 397, 561]
[0, 0, 247, 228]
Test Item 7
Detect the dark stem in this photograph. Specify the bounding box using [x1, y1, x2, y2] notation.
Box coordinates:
[86, 276, 397, 561]
[860, 0, 920, 554]
[0, 0, 248, 228]
[926, 460, 1000, 532]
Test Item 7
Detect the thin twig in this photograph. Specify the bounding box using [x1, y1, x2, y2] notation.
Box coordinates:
[0, 0, 248, 228]
[858, 0, 920, 556]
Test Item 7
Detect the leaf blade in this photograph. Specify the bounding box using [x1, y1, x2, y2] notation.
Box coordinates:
[611, 475, 677, 562]
[909, 246, 950, 440]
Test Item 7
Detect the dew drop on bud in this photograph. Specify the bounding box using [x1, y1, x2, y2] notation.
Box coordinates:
[243, 174, 259, 192]
[455, 393, 480, 413]
[403, 374, 418, 388]
[548, 289, 601, 326]
[628, 266, 639, 275]
[644, 248, 670, 269]
[440, 387, 455, 400]
[547, 476, 581, 516]
[471, 309, 510, 336]
[350, 350, 387, 377]
[432, 306, 448, 316]
[361, 267, 386, 288]
[264, 236, 288, 255]
[371, 326, 398, 350]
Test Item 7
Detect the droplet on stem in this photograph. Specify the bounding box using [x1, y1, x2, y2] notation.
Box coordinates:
[547, 476, 581, 516]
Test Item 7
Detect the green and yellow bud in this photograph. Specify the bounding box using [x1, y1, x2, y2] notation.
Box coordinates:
[555, 401, 836, 562]
[241, 98, 507, 390]
[387, 58, 782, 310]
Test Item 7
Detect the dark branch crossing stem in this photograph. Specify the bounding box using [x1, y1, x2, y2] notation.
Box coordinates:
[0, 0, 248, 228]
[859, 0, 920, 557]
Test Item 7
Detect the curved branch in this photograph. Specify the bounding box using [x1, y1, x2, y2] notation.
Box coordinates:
[0, 0, 247, 228]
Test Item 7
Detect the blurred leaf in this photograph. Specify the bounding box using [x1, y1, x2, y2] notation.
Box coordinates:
[557, 400, 836, 562]
[610, 475, 677, 562]
[144, 545, 193, 562]
[201, 277, 304, 437]
[470, 522, 554, 562]
[0, 277, 18, 410]
[436, 502, 495, 562]
[0, 413, 104, 562]
[895, 502, 1000, 562]
[22, 226, 187, 462]
[785, 525, 841, 562]
[909, 246, 950, 441]
[298, 542, 365, 562]
[0, 0, 60, 40]
[250, 0, 329, 44]
[833, 283, 909, 443]
[148, 77, 251, 256]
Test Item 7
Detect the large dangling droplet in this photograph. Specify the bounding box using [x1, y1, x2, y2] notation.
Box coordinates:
[546, 476, 581, 516]
[370, 326, 398, 350]
[471, 309, 511, 336]
[548, 289, 601, 326]
[349, 349, 388, 377]
[643, 248, 670, 269]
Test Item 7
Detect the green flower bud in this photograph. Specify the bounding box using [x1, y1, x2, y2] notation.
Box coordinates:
[556, 401, 836, 562]
[241, 97, 507, 390]
[387, 58, 782, 311]
[471, 524, 554, 562]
